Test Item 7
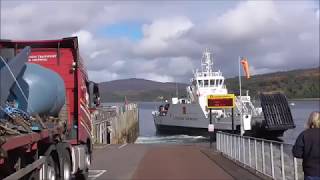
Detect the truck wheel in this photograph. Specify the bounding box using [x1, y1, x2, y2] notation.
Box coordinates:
[46, 156, 58, 180]
[62, 149, 72, 180]
[74, 147, 89, 180]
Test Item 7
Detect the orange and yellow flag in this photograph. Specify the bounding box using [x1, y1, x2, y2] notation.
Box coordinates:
[240, 57, 250, 79]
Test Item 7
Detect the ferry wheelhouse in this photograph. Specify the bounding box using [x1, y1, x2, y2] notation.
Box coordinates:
[187, 49, 228, 118]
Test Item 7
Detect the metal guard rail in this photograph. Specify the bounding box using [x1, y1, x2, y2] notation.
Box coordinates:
[216, 131, 303, 180]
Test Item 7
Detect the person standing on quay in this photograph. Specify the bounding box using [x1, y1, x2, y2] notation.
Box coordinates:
[292, 111, 320, 180]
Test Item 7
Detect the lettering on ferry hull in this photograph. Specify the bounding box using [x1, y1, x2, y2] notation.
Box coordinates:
[174, 116, 198, 121]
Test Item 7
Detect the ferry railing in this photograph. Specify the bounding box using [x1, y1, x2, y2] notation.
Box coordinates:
[216, 131, 303, 180]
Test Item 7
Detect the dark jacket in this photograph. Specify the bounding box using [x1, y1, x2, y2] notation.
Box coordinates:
[292, 128, 320, 176]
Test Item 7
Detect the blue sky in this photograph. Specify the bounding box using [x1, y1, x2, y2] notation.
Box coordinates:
[97, 22, 143, 41]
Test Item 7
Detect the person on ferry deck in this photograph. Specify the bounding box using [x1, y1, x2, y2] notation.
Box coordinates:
[292, 111, 320, 180]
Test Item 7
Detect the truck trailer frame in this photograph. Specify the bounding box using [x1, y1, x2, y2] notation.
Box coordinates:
[0, 37, 99, 180]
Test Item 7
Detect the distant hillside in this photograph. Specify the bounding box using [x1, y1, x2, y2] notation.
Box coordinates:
[225, 67, 320, 99]
[99, 78, 188, 102]
[99, 67, 319, 102]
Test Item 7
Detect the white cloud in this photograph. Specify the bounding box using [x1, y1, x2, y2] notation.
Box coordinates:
[250, 66, 274, 75]
[260, 52, 288, 67]
[2, 2, 102, 39]
[112, 61, 125, 70]
[213, 1, 280, 40]
[90, 50, 109, 59]
[299, 32, 313, 41]
[1, 1, 318, 83]
[88, 70, 119, 82]
[143, 16, 193, 40]
[168, 57, 194, 76]
[72, 30, 94, 49]
[134, 17, 194, 56]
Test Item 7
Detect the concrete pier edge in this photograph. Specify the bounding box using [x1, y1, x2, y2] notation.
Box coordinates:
[201, 149, 272, 180]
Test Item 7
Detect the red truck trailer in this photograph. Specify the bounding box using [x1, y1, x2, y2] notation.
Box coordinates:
[0, 37, 100, 179]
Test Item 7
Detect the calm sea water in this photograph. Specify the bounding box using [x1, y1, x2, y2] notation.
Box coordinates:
[282, 100, 320, 144]
[135, 100, 320, 144]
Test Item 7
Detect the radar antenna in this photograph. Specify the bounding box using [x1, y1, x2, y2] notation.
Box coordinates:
[201, 48, 214, 73]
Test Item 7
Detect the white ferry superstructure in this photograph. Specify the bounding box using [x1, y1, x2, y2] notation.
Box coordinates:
[152, 49, 295, 137]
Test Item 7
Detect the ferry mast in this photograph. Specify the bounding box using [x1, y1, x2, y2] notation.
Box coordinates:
[201, 48, 214, 74]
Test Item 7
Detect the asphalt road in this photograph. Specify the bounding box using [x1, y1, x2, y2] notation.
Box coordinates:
[89, 144, 265, 180]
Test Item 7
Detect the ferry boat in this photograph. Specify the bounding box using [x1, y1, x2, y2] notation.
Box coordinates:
[152, 49, 295, 137]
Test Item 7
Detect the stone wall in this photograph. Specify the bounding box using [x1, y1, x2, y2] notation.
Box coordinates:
[92, 103, 139, 144]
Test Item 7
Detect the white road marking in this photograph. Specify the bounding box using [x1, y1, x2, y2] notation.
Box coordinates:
[94, 144, 110, 149]
[89, 170, 106, 180]
[118, 143, 128, 149]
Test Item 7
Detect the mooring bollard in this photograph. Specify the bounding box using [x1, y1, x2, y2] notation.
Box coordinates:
[208, 124, 214, 148]
[208, 108, 214, 148]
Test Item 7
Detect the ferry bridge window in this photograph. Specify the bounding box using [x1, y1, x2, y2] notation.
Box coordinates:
[220, 79, 223, 85]
[198, 80, 203, 87]
[210, 80, 214, 87]
[204, 80, 209, 87]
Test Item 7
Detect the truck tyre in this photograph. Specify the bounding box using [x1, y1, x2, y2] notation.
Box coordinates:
[74, 146, 89, 180]
[82, 145, 90, 180]
[61, 149, 72, 180]
[46, 156, 58, 180]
